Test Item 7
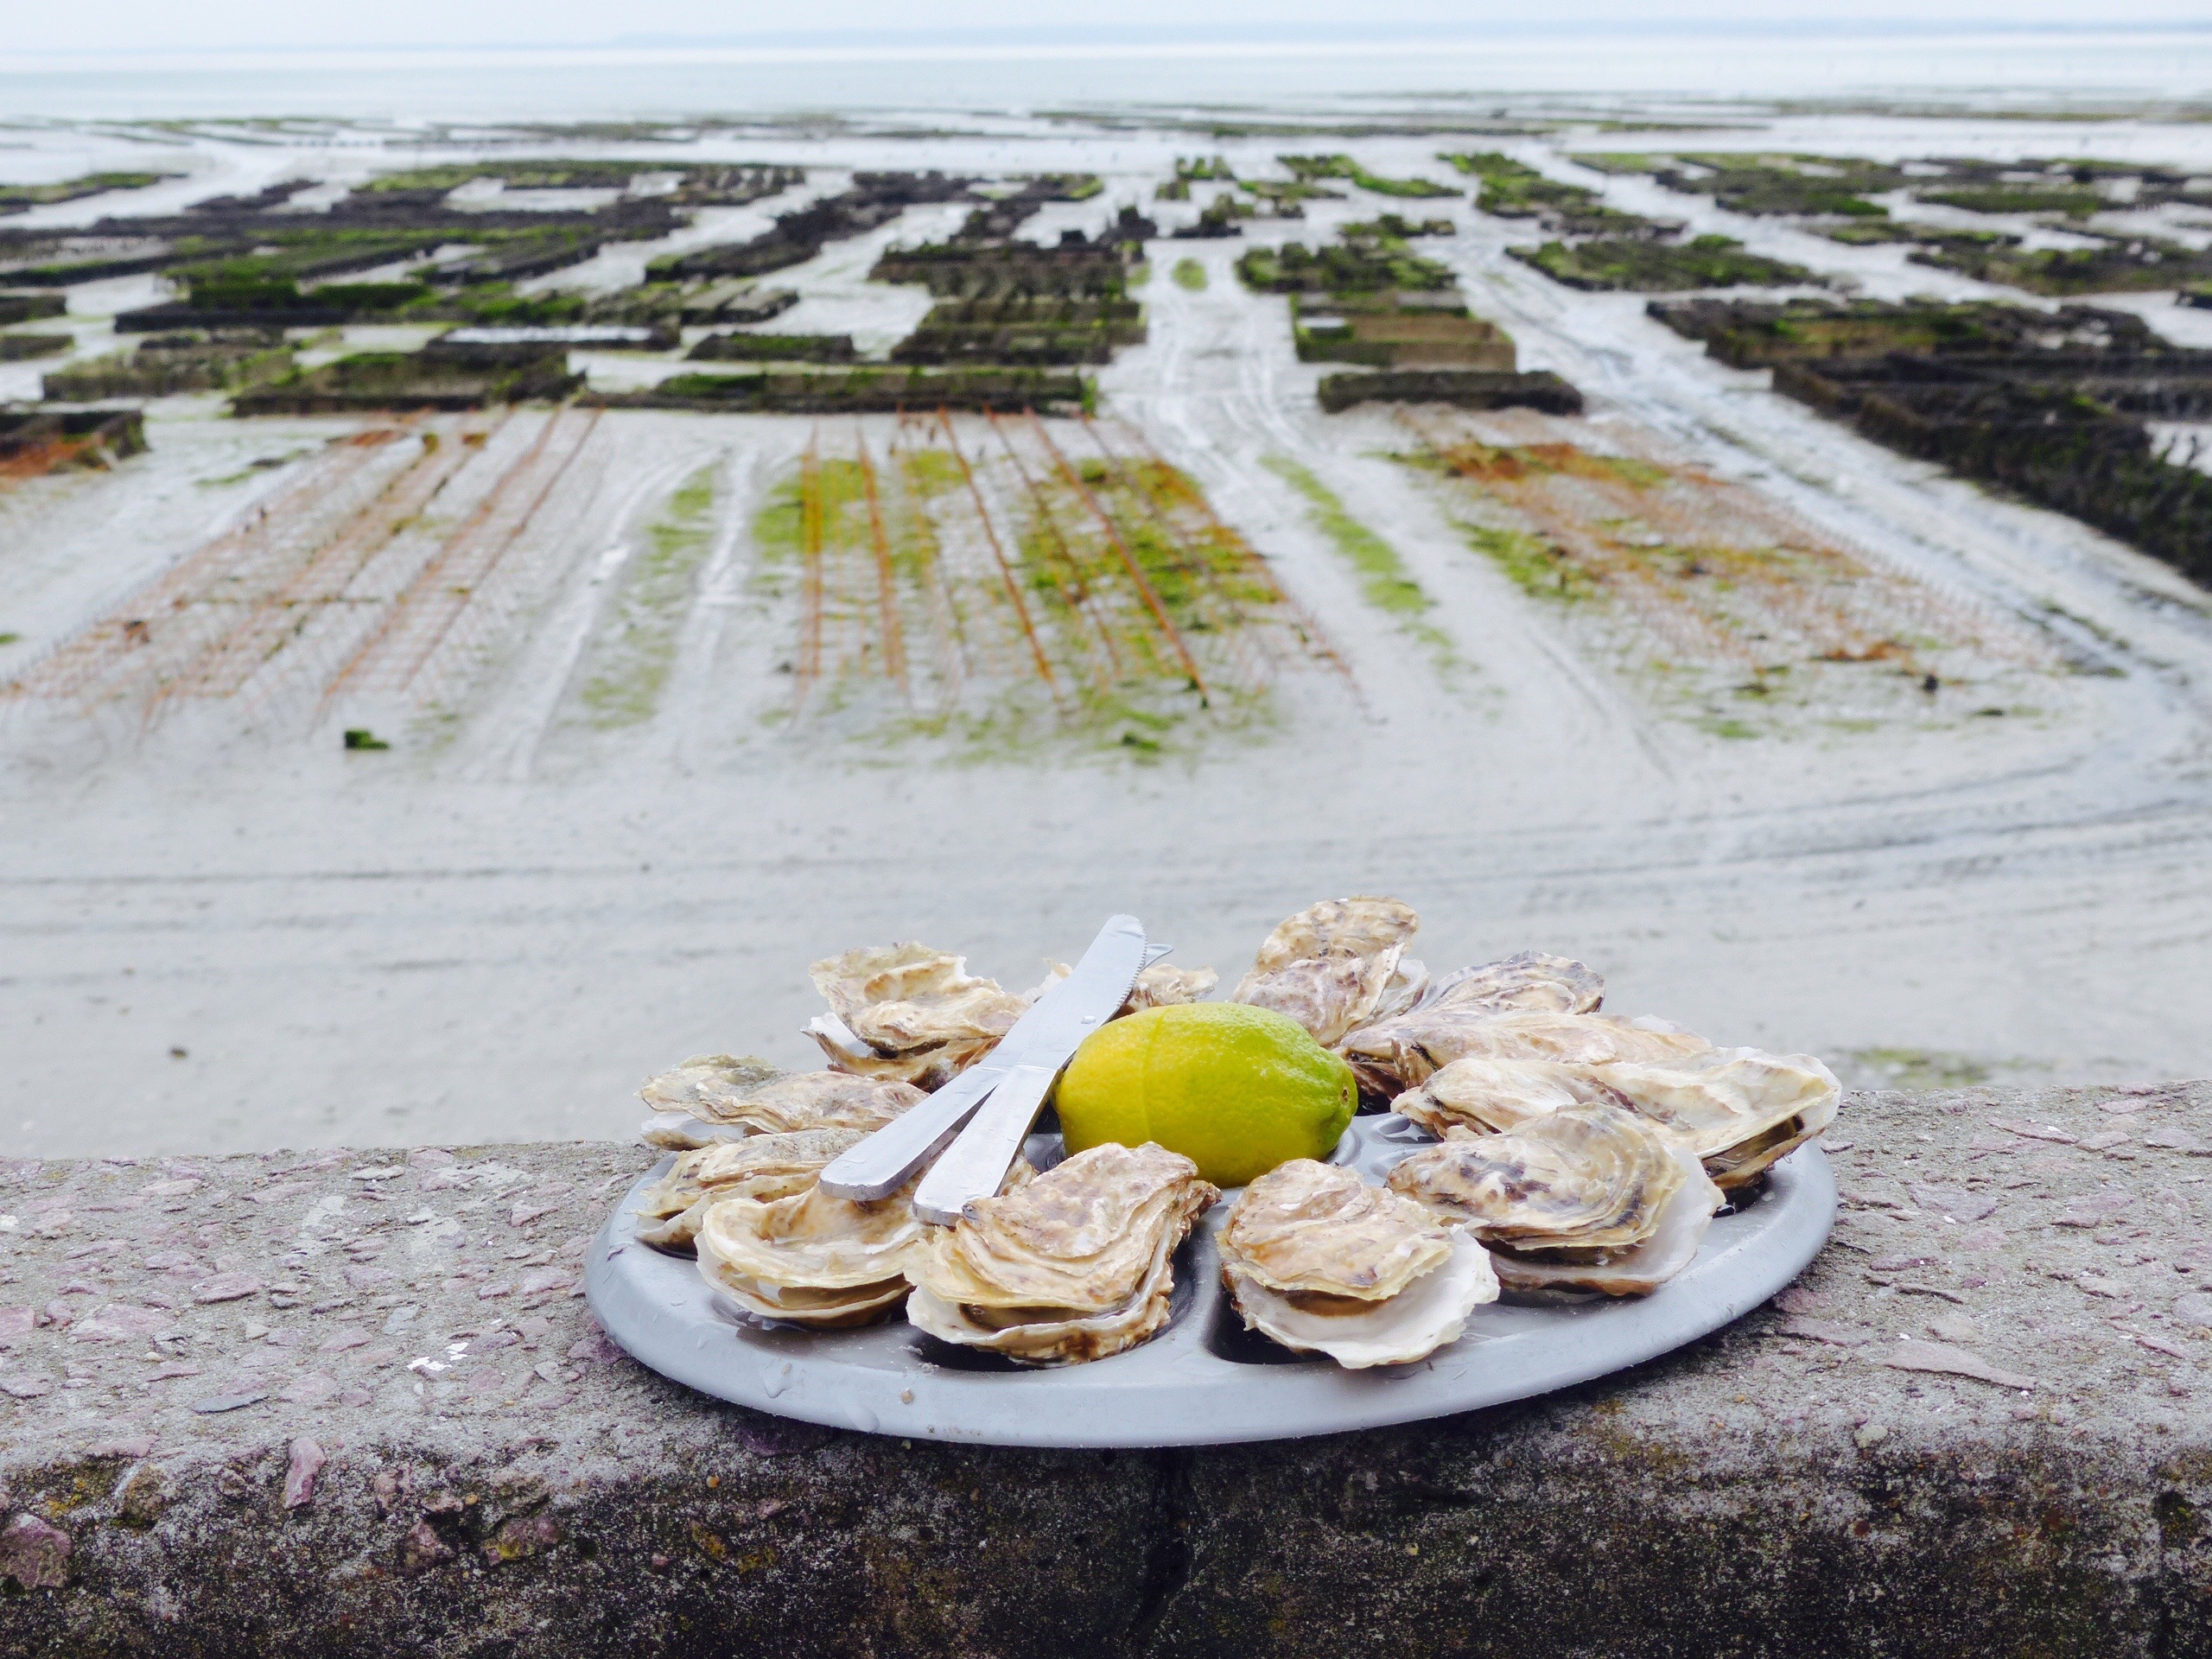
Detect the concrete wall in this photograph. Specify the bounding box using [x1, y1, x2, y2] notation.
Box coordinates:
[4, 1081, 2210, 1656]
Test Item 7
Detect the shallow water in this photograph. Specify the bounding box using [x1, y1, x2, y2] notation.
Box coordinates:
[4, 28, 2212, 123]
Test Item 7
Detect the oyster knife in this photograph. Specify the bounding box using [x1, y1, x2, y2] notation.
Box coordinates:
[910, 1062, 1061, 1226]
[817, 914, 1157, 1206]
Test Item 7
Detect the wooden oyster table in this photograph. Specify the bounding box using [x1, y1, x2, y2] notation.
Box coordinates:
[586, 1116, 1837, 1447]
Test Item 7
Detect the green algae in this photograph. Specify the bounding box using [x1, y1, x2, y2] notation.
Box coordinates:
[1458, 521, 1598, 603]
[575, 464, 721, 728]
[1841, 1048, 1995, 1090]
[1262, 457, 1463, 677]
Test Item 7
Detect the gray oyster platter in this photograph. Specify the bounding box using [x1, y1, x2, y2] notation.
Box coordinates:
[586, 1116, 1836, 1448]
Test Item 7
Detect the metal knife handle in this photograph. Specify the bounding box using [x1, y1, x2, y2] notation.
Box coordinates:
[818, 912, 1150, 1203]
[912, 1063, 1061, 1226]
[817, 1065, 1000, 1201]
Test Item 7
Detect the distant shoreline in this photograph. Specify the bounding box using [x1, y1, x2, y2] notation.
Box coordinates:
[7, 17, 2212, 62]
[3, 31, 2212, 124]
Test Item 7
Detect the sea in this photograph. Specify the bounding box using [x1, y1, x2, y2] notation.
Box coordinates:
[0, 26, 2209, 125]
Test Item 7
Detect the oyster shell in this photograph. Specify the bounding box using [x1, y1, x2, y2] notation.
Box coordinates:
[638, 1061, 923, 1150]
[639, 1116, 742, 1152]
[1390, 1046, 1837, 1190]
[1587, 1048, 1840, 1189]
[1124, 963, 1220, 1010]
[1031, 961, 1221, 1013]
[694, 1153, 927, 1329]
[1345, 1006, 1707, 1096]
[1385, 1104, 1722, 1295]
[640, 1053, 781, 1115]
[1427, 951, 1605, 1016]
[905, 1141, 1218, 1365]
[638, 1053, 773, 1147]
[1442, 1011, 1710, 1067]
[807, 943, 1030, 1090]
[1244, 896, 1421, 976]
[1232, 896, 1421, 1048]
[1217, 1159, 1498, 1368]
[1368, 957, 1430, 1025]
[1338, 953, 1605, 1097]
[635, 1128, 861, 1249]
[1393, 1056, 1618, 1140]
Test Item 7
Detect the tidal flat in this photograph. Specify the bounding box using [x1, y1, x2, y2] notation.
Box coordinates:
[4, 97, 2212, 1156]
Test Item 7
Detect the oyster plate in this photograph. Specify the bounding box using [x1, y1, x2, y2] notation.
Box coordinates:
[586, 1114, 1834, 1448]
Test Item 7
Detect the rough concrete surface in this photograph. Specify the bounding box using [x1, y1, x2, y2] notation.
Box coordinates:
[4, 1081, 2212, 1656]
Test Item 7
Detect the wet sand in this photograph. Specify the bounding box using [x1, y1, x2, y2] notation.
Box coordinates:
[6, 109, 2212, 1155]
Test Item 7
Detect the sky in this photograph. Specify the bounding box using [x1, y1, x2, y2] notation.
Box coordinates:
[10, 0, 2210, 55]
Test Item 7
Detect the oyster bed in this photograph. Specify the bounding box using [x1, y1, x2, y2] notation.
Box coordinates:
[586, 1116, 1834, 1446]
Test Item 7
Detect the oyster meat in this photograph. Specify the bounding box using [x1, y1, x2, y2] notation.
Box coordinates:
[1218, 1159, 1498, 1368]
[807, 943, 1031, 1090]
[1232, 897, 1423, 1049]
[635, 1128, 863, 1249]
[695, 1151, 927, 1329]
[1386, 1103, 1722, 1295]
[906, 1141, 1218, 1365]
[639, 1059, 923, 1150]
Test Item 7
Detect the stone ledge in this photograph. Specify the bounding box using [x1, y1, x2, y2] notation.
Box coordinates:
[3, 1082, 2211, 1657]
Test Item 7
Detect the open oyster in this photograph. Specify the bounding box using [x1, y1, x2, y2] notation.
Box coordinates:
[638, 1054, 777, 1146]
[694, 1151, 926, 1329]
[1345, 1002, 1704, 1097]
[1338, 953, 1606, 1096]
[1586, 1048, 1840, 1189]
[1394, 1056, 1616, 1141]
[1232, 897, 1423, 1049]
[807, 943, 1030, 1090]
[638, 1059, 923, 1150]
[635, 1128, 862, 1249]
[1390, 1045, 1837, 1190]
[1385, 1104, 1722, 1295]
[906, 1141, 1218, 1365]
[1218, 1159, 1498, 1368]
